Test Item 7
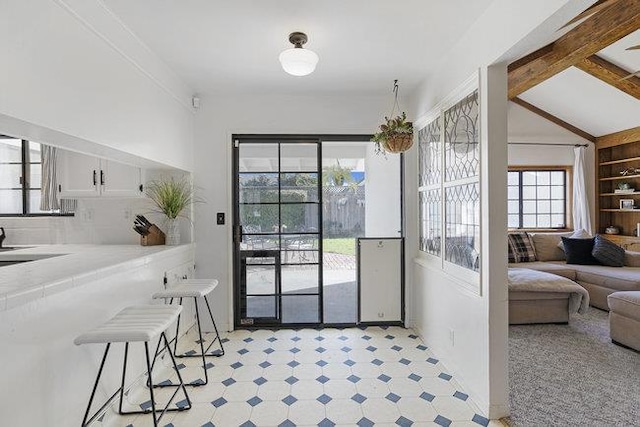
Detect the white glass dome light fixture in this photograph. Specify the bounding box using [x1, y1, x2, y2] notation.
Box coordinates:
[279, 32, 319, 76]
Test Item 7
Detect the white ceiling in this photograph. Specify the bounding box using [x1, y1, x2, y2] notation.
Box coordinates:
[520, 67, 640, 137]
[599, 30, 640, 75]
[101, 0, 493, 95]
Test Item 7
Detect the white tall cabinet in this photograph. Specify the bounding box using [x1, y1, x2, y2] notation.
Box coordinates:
[58, 150, 142, 198]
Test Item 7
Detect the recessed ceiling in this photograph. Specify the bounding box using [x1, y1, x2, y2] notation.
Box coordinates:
[101, 0, 493, 95]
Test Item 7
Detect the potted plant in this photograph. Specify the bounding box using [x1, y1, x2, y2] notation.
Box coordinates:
[145, 177, 196, 245]
[372, 111, 414, 154]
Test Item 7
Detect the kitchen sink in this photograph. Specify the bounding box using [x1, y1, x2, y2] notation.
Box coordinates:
[0, 253, 64, 267]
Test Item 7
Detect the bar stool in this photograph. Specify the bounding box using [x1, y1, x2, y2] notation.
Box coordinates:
[74, 305, 191, 427]
[151, 279, 225, 387]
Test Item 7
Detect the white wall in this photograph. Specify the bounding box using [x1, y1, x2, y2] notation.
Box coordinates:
[193, 93, 389, 332]
[406, 0, 592, 418]
[0, 0, 194, 171]
[364, 144, 402, 237]
[508, 102, 596, 228]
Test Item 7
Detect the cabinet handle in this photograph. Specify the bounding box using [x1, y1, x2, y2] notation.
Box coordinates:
[100, 170, 105, 186]
[92, 170, 97, 186]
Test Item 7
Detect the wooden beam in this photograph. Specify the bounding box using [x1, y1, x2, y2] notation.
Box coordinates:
[559, 0, 620, 29]
[597, 126, 640, 148]
[511, 97, 596, 143]
[575, 55, 640, 99]
[508, 0, 640, 99]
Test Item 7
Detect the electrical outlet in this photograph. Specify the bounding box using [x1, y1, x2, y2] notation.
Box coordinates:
[378, 312, 384, 318]
[216, 212, 225, 225]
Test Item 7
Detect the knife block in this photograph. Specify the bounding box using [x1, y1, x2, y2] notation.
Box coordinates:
[141, 224, 166, 246]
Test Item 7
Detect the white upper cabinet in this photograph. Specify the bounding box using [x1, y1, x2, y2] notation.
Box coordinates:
[100, 159, 143, 197]
[58, 150, 142, 198]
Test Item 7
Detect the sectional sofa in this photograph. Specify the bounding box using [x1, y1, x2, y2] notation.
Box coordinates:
[509, 232, 640, 311]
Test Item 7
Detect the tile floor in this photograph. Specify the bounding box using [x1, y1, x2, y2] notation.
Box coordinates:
[100, 326, 501, 427]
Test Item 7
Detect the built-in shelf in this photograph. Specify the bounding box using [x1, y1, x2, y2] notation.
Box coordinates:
[600, 192, 640, 196]
[600, 209, 640, 212]
[600, 174, 640, 181]
[599, 157, 640, 166]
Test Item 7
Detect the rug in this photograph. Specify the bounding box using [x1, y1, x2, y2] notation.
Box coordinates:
[509, 308, 640, 426]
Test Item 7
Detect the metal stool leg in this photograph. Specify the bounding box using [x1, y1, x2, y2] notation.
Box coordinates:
[203, 295, 225, 356]
[81, 343, 113, 427]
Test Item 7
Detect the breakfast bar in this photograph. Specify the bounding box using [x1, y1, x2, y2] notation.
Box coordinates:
[0, 244, 196, 426]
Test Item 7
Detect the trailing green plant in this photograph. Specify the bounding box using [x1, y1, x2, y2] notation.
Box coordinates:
[372, 112, 413, 154]
[144, 177, 198, 220]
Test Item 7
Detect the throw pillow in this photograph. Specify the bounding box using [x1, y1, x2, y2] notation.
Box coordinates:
[530, 232, 573, 261]
[591, 235, 625, 267]
[507, 232, 537, 263]
[557, 229, 591, 251]
[562, 237, 600, 265]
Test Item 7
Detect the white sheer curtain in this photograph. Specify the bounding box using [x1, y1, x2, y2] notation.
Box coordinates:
[573, 146, 592, 234]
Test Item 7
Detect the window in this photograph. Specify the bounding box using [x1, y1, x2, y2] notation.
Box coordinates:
[418, 84, 480, 275]
[0, 136, 59, 216]
[508, 168, 570, 229]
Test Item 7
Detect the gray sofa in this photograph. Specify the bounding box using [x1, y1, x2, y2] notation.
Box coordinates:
[509, 232, 640, 311]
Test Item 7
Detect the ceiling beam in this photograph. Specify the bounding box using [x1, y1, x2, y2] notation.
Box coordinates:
[574, 55, 640, 100]
[511, 97, 596, 143]
[596, 126, 640, 148]
[508, 0, 640, 99]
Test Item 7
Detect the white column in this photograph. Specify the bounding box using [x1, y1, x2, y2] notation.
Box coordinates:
[481, 64, 509, 418]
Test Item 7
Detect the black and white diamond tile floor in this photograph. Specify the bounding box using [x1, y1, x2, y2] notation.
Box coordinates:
[99, 326, 502, 427]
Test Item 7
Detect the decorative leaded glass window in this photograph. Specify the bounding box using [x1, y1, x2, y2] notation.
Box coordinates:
[418, 117, 442, 256]
[418, 88, 480, 274]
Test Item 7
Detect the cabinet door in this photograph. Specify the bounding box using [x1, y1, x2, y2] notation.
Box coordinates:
[57, 150, 101, 198]
[100, 160, 142, 197]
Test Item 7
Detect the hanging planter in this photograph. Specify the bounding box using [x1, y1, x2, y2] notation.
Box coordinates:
[372, 80, 414, 154]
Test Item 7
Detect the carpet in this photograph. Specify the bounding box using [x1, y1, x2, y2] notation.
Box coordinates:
[509, 308, 640, 426]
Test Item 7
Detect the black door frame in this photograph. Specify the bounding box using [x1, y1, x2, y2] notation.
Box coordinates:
[232, 134, 404, 329]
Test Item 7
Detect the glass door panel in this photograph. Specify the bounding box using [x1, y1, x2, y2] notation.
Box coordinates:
[234, 139, 322, 327]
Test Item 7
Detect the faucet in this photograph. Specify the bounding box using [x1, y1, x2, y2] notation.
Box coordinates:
[0, 227, 5, 248]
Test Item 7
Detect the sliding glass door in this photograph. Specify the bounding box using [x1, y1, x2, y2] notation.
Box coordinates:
[233, 138, 322, 326]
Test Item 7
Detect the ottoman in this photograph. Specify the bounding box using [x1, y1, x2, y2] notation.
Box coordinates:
[607, 291, 640, 352]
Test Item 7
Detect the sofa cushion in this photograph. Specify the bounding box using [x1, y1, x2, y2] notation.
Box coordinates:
[592, 235, 625, 267]
[529, 232, 573, 261]
[624, 251, 640, 267]
[507, 232, 537, 263]
[607, 291, 640, 321]
[572, 265, 640, 292]
[562, 237, 600, 265]
[508, 261, 577, 281]
[557, 229, 591, 251]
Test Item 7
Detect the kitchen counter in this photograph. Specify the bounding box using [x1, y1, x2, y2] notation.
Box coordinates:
[0, 244, 194, 311]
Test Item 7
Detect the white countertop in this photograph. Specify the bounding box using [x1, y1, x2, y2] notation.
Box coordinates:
[0, 244, 194, 312]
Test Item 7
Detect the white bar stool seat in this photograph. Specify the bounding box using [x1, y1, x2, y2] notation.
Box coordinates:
[75, 305, 191, 427]
[150, 279, 225, 387]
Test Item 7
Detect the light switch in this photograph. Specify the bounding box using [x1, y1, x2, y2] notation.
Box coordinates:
[216, 212, 225, 225]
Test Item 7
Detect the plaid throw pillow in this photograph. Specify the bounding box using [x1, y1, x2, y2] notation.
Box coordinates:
[507, 232, 537, 263]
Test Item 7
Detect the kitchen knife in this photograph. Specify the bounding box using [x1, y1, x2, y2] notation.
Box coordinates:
[133, 226, 150, 236]
[136, 215, 153, 228]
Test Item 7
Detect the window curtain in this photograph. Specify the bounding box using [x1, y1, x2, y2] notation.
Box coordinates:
[39, 144, 60, 211]
[573, 146, 592, 234]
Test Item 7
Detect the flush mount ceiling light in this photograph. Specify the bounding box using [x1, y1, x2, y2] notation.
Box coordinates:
[279, 32, 319, 76]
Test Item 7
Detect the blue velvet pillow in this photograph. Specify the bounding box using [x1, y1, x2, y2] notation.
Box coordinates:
[591, 235, 625, 267]
[561, 237, 600, 265]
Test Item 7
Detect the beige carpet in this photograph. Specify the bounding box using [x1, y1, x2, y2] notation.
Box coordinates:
[509, 308, 640, 426]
